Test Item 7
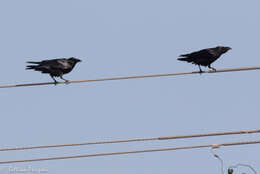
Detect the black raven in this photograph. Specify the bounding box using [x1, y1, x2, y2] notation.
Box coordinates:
[26, 57, 81, 84]
[178, 46, 231, 72]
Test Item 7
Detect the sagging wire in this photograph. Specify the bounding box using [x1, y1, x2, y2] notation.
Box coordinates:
[211, 144, 225, 174]
[210, 145, 257, 174]
[1, 66, 260, 89]
[228, 164, 257, 174]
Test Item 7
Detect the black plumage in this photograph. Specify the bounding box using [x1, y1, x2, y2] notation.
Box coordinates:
[178, 46, 231, 72]
[26, 57, 81, 84]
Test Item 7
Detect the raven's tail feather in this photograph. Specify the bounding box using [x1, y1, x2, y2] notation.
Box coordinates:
[177, 57, 192, 62]
[179, 53, 190, 57]
[26, 65, 37, 70]
[27, 61, 41, 64]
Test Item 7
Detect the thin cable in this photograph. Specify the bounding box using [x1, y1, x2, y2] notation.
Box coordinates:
[0, 140, 259, 164]
[229, 164, 257, 174]
[211, 148, 225, 174]
[0, 129, 259, 152]
[1, 66, 260, 88]
[211, 148, 258, 174]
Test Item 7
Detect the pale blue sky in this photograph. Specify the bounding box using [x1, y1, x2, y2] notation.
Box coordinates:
[0, 0, 260, 173]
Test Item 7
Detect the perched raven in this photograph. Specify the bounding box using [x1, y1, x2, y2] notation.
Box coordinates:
[178, 46, 231, 72]
[26, 57, 81, 84]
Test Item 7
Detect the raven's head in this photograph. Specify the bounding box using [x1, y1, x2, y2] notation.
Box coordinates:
[68, 57, 82, 63]
[216, 46, 232, 54]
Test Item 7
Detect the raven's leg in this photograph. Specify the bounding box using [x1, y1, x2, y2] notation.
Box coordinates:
[50, 75, 58, 85]
[60, 75, 69, 84]
[208, 65, 216, 71]
[198, 65, 203, 73]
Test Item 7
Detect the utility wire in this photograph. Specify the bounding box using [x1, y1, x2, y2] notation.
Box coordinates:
[0, 140, 259, 164]
[1, 66, 260, 89]
[0, 129, 259, 152]
[211, 148, 258, 174]
[211, 148, 225, 174]
[229, 164, 257, 174]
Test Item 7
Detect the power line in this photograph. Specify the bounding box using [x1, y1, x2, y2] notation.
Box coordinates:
[0, 129, 259, 152]
[211, 147, 258, 174]
[0, 139, 259, 164]
[229, 164, 257, 174]
[1, 66, 260, 89]
[211, 148, 225, 174]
